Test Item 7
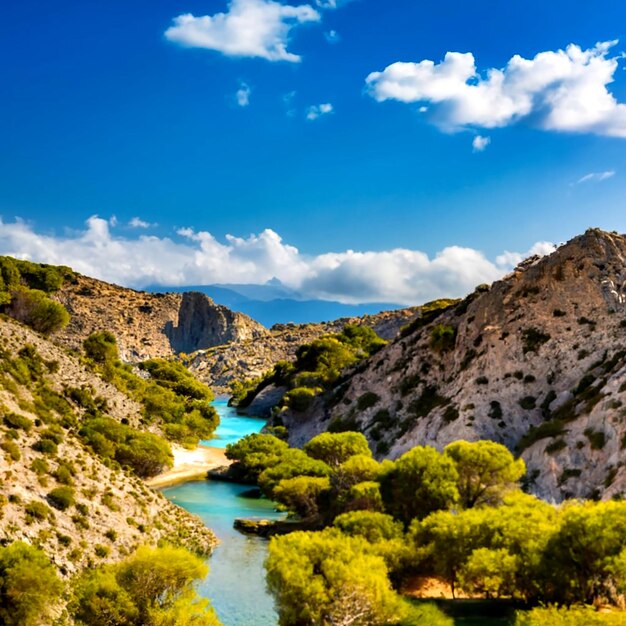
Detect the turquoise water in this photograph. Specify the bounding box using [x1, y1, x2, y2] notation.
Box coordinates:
[163, 402, 507, 626]
[203, 399, 267, 448]
[163, 400, 282, 626]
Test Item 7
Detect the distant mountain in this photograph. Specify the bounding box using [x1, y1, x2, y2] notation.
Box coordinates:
[146, 283, 404, 327]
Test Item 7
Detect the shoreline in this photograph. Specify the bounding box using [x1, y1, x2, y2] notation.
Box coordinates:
[146, 443, 232, 489]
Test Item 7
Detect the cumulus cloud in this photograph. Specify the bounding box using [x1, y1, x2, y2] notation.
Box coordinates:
[495, 241, 556, 268]
[0, 216, 555, 305]
[576, 170, 615, 184]
[366, 41, 626, 137]
[128, 217, 155, 229]
[472, 135, 491, 152]
[236, 82, 252, 106]
[164, 0, 320, 63]
[306, 102, 333, 120]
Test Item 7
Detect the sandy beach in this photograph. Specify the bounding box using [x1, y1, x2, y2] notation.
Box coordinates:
[146, 444, 232, 488]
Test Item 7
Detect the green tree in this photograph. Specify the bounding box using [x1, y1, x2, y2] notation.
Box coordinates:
[540, 500, 626, 604]
[338, 324, 387, 357]
[72, 568, 139, 625]
[411, 493, 556, 600]
[333, 511, 403, 544]
[0, 542, 64, 626]
[266, 529, 402, 626]
[458, 547, 517, 598]
[83, 331, 119, 364]
[72, 545, 221, 626]
[274, 476, 331, 519]
[380, 447, 459, 525]
[258, 449, 331, 497]
[225, 433, 289, 482]
[334, 454, 381, 492]
[344, 481, 384, 513]
[8, 287, 70, 335]
[304, 431, 372, 467]
[443, 440, 525, 508]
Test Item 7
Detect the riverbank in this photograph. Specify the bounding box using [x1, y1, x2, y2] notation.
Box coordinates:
[146, 444, 231, 488]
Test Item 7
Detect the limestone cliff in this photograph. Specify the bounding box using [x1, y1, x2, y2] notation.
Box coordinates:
[53, 274, 267, 361]
[269, 229, 626, 502]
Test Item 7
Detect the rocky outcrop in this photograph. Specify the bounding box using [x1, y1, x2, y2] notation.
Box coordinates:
[187, 308, 419, 394]
[53, 274, 267, 361]
[164, 291, 264, 354]
[270, 229, 626, 503]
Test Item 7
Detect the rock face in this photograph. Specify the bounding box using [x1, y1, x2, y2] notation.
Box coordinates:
[164, 291, 263, 354]
[53, 274, 267, 361]
[271, 229, 626, 502]
[0, 316, 216, 574]
[187, 308, 419, 393]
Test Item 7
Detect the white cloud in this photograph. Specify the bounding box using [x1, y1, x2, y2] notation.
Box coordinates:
[366, 41, 626, 138]
[495, 241, 556, 268]
[576, 170, 615, 184]
[129, 217, 155, 229]
[306, 102, 333, 120]
[164, 0, 320, 63]
[472, 135, 491, 152]
[236, 82, 252, 106]
[0, 216, 555, 305]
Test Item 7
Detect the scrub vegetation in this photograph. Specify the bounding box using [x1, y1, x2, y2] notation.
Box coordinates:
[226, 431, 626, 625]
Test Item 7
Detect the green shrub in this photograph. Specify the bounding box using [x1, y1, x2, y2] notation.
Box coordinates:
[3, 413, 33, 432]
[0, 541, 64, 626]
[53, 465, 73, 485]
[94, 544, 110, 558]
[522, 327, 551, 354]
[357, 392, 380, 411]
[24, 501, 52, 522]
[584, 428, 607, 450]
[32, 438, 57, 455]
[515, 605, 626, 625]
[489, 401, 503, 420]
[430, 324, 456, 352]
[30, 458, 49, 475]
[285, 387, 318, 412]
[7, 287, 70, 335]
[47, 486, 75, 511]
[519, 396, 537, 410]
[83, 331, 119, 364]
[0, 441, 20, 462]
[399, 299, 459, 338]
[80, 416, 173, 478]
[518, 420, 567, 451]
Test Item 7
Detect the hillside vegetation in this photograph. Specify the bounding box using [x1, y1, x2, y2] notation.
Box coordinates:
[0, 315, 216, 576]
[228, 431, 626, 625]
[259, 229, 626, 502]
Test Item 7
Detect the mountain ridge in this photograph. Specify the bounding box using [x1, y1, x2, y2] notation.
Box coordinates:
[260, 228, 626, 502]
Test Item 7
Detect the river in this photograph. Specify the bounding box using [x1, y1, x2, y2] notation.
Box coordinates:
[162, 400, 282, 626]
[161, 401, 512, 626]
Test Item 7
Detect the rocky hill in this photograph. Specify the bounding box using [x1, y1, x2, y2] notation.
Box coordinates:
[0, 315, 215, 575]
[187, 307, 419, 393]
[265, 229, 626, 503]
[53, 274, 267, 361]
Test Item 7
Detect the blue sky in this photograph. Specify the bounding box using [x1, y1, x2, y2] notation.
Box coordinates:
[1, 0, 626, 304]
